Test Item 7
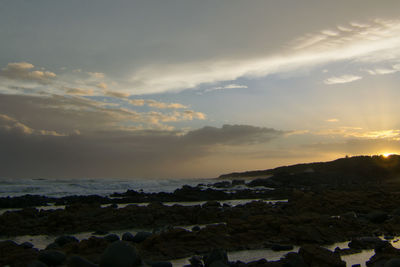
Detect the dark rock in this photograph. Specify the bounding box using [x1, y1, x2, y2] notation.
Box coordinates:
[282, 252, 308, 267]
[104, 234, 120, 242]
[204, 249, 229, 267]
[28, 261, 48, 267]
[271, 244, 294, 251]
[132, 231, 152, 243]
[93, 230, 109, 235]
[384, 258, 400, 267]
[348, 237, 387, 249]
[189, 255, 203, 267]
[192, 226, 201, 232]
[121, 232, 135, 242]
[100, 241, 141, 267]
[21, 241, 34, 249]
[38, 250, 66, 266]
[366, 211, 389, 223]
[0, 240, 39, 266]
[151, 261, 173, 267]
[45, 242, 60, 250]
[367, 243, 400, 266]
[231, 180, 245, 186]
[209, 261, 229, 267]
[67, 255, 97, 267]
[351, 265, 361, 267]
[54, 235, 79, 247]
[299, 244, 345, 267]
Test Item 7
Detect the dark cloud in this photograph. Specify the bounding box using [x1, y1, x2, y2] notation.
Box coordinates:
[0, 116, 283, 179]
[183, 124, 284, 145]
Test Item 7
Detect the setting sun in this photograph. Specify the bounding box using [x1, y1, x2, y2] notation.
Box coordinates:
[382, 153, 396, 158]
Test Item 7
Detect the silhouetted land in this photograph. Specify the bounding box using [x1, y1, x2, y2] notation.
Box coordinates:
[3, 155, 400, 266]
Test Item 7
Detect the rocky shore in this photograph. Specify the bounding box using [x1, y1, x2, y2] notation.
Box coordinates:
[2, 155, 400, 266]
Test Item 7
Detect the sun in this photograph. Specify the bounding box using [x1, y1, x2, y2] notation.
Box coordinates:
[382, 153, 395, 158]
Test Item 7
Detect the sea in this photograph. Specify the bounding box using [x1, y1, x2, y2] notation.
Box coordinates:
[0, 177, 216, 198]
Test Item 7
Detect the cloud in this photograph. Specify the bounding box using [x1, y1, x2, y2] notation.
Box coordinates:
[104, 90, 130, 98]
[324, 75, 362, 85]
[183, 124, 283, 146]
[204, 83, 248, 93]
[88, 72, 105, 79]
[0, 113, 65, 136]
[0, 123, 283, 178]
[127, 18, 400, 93]
[326, 118, 339, 122]
[0, 93, 205, 133]
[365, 64, 400, 75]
[65, 87, 94, 96]
[128, 98, 188, 109]
[96, 82, 108, 89]
[0, 62, 56, 84]
[145, 99, 188, 109]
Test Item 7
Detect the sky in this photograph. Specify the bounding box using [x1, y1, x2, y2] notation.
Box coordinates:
[1, 0, 400, 179]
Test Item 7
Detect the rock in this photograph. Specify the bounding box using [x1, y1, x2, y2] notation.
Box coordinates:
[189, 255, 203, 267]
[28, 261, 48, 267]
[104, 234, 120, 242]
[231, 180, 245, 186]
[282, 252, 308, 267]
[384, 258, 400, 267]
[203, 249, 228, 267]
[366, 211, 389, 223]
[366, 243, 400, 266]
[209, 261, 229, 267]
[132, 231, 152, 243]
[299, 244, 345, 267]
[351, 265, 361, 267]
[0, 240, 39, 266]
[271, 244, 294, 251]
[67, 255, 97, 267]
[45, 242, 60, 250]
[151, 262, 173, 267]
[21, 241, 34, 249]
[93, 230, 109, 235]
[348, 236, 387, 249]
[122, 232, 135, 242]
[38, 250, 66, 266]
[192, 226, 201, 232]
[100, 241, 141, 267]
[54, 235, 79, 247]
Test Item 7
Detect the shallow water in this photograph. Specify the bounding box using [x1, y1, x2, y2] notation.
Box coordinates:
[0, 199, 288, 215]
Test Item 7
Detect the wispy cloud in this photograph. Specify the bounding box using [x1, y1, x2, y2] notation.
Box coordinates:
[204, 83, 248, 93]
[324, 75, 362, 85]
[326, 118, 339, 122]
[128, 18, 400, 93]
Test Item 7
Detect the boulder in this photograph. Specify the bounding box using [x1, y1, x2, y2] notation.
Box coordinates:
[54, 235, 79, 247]
[271, 244, 294, 251]
[122, 232, 135, 242]
[299, 244, 345, 267]
[38, 250, 66, 266]
[282, 252, 308, 267]
[151, 262, 173, 267]
[384, 258, 400, 267]
[21, 241, 34, 249]
[28, 261, 48, 267]
[132, 231, 152, 243]
[367, 211, 389, 223]
[67, 255, 97, 267]
[104, 234, 120, 242]
[203, 249, 228, 267]
[348, 237, 387, 249]
[100, 241, 141, 267]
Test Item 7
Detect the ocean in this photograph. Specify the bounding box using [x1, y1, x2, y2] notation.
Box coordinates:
[0, 177, 216, 198]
